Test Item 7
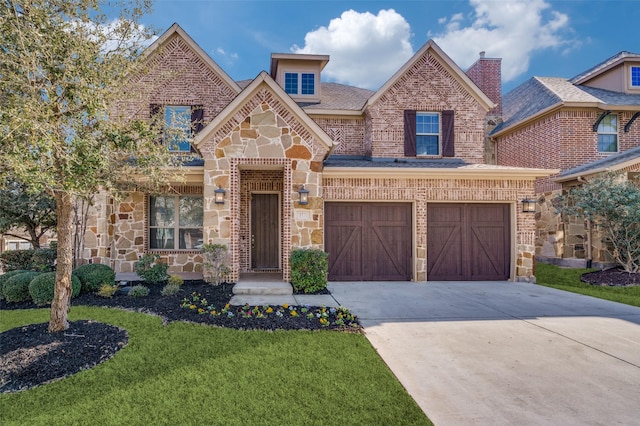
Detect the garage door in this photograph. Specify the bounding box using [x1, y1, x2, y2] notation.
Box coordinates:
[325, 202, 412, 281]
[427, 204, 510, 280]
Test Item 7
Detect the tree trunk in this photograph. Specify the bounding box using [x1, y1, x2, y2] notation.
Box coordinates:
[49, 191, 75, 333]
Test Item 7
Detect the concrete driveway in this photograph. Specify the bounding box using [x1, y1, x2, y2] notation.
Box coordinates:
[327, 281, 640, 426]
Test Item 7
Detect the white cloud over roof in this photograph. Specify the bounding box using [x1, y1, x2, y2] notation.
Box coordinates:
[431, 0, 574, 82]
[292, 9, 413, 90]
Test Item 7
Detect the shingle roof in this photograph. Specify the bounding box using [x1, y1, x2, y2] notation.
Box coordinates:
[557, 145, 640, 180]
[235, 79, 373, 112]
[493, 76, 640, 135]
[299, 82, 374, 111]
[324, 156, 469, 168]
[492, 77, 561, 133]
[570, 51, 640, 84]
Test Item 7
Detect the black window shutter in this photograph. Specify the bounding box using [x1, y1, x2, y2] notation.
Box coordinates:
[441, 110, 455, 157]
[190, 105, 204, 153]
[191, 105, 204, 133]
[404, 110, 417, 157]
[150, 104, 162, 143]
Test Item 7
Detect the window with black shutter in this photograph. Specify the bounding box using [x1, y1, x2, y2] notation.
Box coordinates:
[404, 109, 455, 157]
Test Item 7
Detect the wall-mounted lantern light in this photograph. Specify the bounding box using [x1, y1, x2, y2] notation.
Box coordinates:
[521, 198, 536, 213]
[298, 185, 309, 205]
[214, 187, 226, 204]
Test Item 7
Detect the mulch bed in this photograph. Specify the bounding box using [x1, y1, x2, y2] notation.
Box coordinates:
[580, 267, 640, 287]
[1, 281, 359, 394]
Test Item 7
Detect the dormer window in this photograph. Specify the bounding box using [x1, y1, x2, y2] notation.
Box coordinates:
[284, 72, 315, 95]
[631, 66, 640, 87]
[270, 53, 328, 103]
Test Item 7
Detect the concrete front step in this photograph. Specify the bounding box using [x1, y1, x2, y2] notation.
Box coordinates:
[232, 281, 293, 295]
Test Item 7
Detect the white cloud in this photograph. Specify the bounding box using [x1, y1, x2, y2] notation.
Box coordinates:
[293, 9, 413, 89]
[214, 47, 239, 64]
[431, 0, 574, 82]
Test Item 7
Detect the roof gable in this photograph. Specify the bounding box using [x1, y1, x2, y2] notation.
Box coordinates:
[142, 23, 241, 95]
[366, 40, 494, 111]
[194, 71, 335, 159]
[571, 51, 640, 85]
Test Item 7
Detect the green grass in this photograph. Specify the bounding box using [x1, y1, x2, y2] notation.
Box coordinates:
[1, 307, 432, 426]
[536, 263, 640, 307]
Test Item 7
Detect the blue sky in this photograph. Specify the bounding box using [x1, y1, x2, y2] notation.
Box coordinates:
[142, 0, 639, 93]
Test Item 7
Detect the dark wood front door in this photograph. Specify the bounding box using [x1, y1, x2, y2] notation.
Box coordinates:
[427, 204, 510, 280]
[251, 193, 279, 270]
[325, 202, 412, 281]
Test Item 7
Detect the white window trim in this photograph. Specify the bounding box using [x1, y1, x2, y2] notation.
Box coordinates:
[597, 113, 618, 153]
[283, 72, 316, 96]
[416, 111, 441, 157]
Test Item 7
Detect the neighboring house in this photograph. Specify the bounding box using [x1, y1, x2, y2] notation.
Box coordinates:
[491, 51, 640, 267]
[81, 24, 553, 283]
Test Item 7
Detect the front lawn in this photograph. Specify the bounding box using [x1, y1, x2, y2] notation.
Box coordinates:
[535, 263, 640, 307]
[1, 307, 431, 426]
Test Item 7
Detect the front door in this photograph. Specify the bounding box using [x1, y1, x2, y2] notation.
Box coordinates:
[251, 193, 279, 270]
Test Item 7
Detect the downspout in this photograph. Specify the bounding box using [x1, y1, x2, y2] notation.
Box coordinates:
[577, 176, 593, 268]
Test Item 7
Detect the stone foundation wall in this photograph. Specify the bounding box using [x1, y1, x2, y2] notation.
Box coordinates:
[535, 190, 615, 266]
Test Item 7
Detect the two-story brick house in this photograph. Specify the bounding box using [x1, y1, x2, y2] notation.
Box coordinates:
[492, 51, 640, 267]
[82, 24, 553, 283]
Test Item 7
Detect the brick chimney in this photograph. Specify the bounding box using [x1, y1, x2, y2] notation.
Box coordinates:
[466, 51, 502, 116]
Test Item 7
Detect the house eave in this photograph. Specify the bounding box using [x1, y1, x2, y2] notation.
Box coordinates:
[323, 166, 559, 180]
[491, 101, 617, 138]
[554, 158, 640, 183]
[305, 109, 364, 117]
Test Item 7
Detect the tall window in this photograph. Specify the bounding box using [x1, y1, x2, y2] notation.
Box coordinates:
[631, 66, 640, 87]
[597, 113, 618, 153]
[164, 106, 192, 152]
[416, 112, 440, 156]
[149, 195, 203, 250]
[284, 72, 315, 95]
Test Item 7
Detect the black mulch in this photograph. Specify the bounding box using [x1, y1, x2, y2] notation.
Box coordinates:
[1, 281, 360, 394]
[580, 267, 640, 287]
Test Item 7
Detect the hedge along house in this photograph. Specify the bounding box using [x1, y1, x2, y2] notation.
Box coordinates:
[83, 24, 555, 283]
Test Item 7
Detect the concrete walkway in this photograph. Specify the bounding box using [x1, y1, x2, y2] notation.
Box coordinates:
[327, 281, 640, 426]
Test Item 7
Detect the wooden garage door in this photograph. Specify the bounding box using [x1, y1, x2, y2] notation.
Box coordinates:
[325, 203, 412, 281]
[427, 204, 510, 281]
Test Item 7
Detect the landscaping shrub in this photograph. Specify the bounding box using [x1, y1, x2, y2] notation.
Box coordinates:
[0, 270, 31, 300]
[290, 249, 328, 294]
[161, 283, 181, 296]
[0, 249, 35, 272]
[73, 263, 116, 293]
[30, 247, 57, 272]
[0, 246, 57, 273]
[3, 271, 40, 302]
[168, 274, 184, 286]
[128, 285, 150, 298]
[97, 283, 118, 298]
[202, 244, 231, 285]
[28, 272, 81, 305]
[134, 253, 169, 284]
